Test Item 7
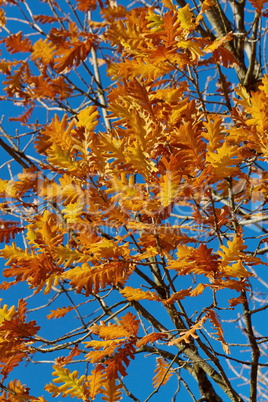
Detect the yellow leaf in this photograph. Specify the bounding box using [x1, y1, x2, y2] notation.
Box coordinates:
[204, 33, 233, 53]
[162, 0, 176, 9]
[234, 84, 251, 108]
[151, 85, 188, 104]
[146, 9, 163, 31]
[47, 143, 80, 172]
[48, 365, 87, 400]
[135, 246, 159, 260]
[258, 74, 268, 96]
[206, 142, 241, 178]
[246, 91, 268, 132]
[176, 4, 196, 30]
[190, 283, 206, 296]
[62, 201, 84, 223]
[0, 8, 5, 30]
[200, 0, 215, 13]
[159, 171, 181, 208]
[177, 39, 204, 59]
[31, 38, 56, 64]
[84, 339, 122, 351]
[120, 286, 161, 302]
[36, 114, 76, 154]
[76, 105, 99, 131]
[125, 140, 158, 177]
[222, 260, 253, 278]
[203, 115, 225, 152]
[218, 236, 247, 265]
[218, 236, 253, 278]
[0, 300, 16, 324]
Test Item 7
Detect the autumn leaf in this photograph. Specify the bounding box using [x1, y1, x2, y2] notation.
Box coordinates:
[0, 300, 16, 323]
[0, 0, 268, 400]
[152, 357, 173, 388]
[5, 32, 32, 53]
[45, 366, 87, 400]
[206, 310, 230, 354]
[75, 0, 99, 12]
[120, 286, 161, 302]
[249, 0, 268, 13]
[55, 36, 96, 73]
[76, 105, 99, 131]
[168, 315, 207, 345]
[47, 306, 74, 319]
[136, 332, 168, 348]
[163, 288, 191, 305]
[206, 142, 242, 179]
[101, 378, 122, 402]
[176, 4, 196, 31]
[31, 38, 56, 64]
[88, 364, 105, 399]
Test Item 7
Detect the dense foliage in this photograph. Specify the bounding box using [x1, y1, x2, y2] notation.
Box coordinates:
[0, 0, 268, 401]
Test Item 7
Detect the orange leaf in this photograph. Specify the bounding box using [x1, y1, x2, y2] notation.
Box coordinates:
[88, 364, 105, 399]
[55, 345, 80, 367]
[5, 32, 32, 53]
[249, 0, 268, 12]
[153, 357, 173, 388]
[55, 37, 96, 73]
[0, 317, 40, 338]
[75, 0, 102, 12]
[163, 288, 191, 304]
[228, 295, 247, 307]
[119, 312, 139, 337]
[206, 310, 230, 354]
[168, 315, 207, 345]
[0, 220, 24, 243]
[47, 306, 74, 319]
[101, 378, 122, 402]
[136, 332, 168, 348]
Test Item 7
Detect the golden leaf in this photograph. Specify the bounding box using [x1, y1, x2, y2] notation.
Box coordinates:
[206, 142, 242, 178]
[176, 4, 196, 31]
[0, 300, 16, 324]
[47, 365, 87, 400]
[222, 260, 253, 278]
[31, 38, 56, 64]
[76, 105, 99, 131]
[62, 201, 84, 224]
[120, 286, 161, 302]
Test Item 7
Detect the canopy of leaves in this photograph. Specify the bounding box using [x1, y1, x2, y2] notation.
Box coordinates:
[0, 0, 268, 402]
